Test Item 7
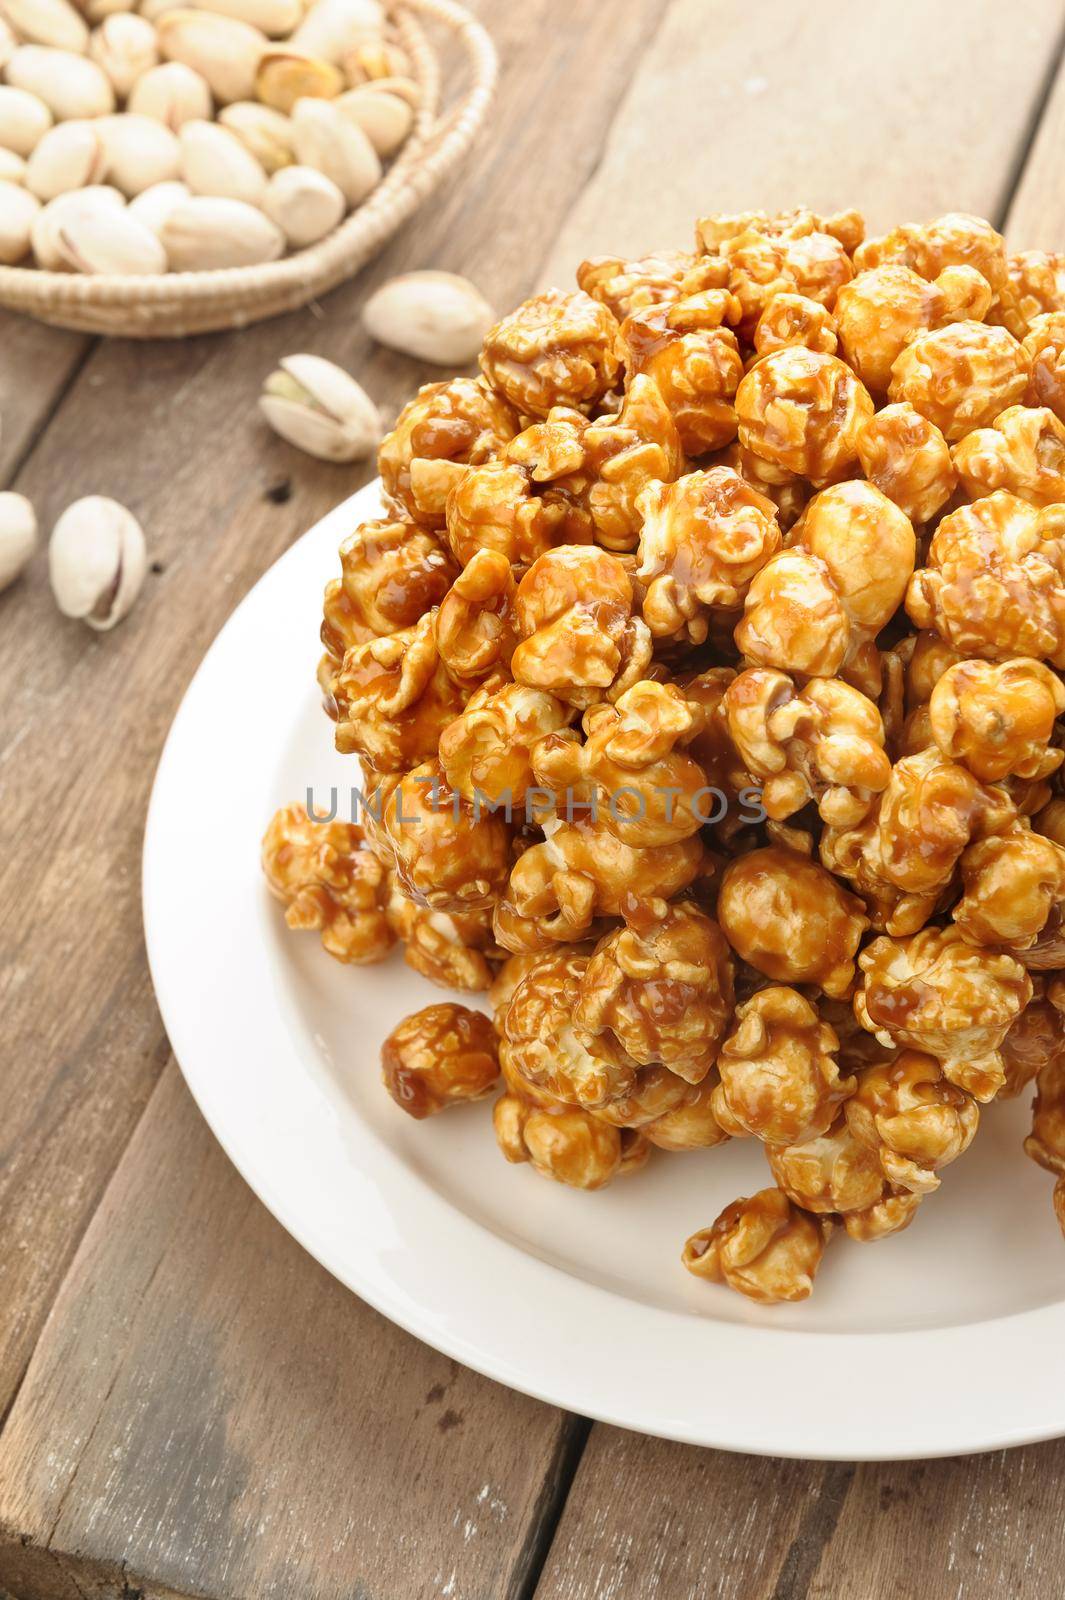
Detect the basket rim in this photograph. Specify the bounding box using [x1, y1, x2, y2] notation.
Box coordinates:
[0, 0, 497, 313]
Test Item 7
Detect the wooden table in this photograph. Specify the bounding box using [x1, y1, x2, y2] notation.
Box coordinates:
[3, 1, 1065, 1594]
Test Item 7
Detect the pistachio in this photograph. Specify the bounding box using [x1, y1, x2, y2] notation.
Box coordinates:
[179, 116, 266, 204]
[5, 45, 116, 120]
[263, 162, 343, 247]
[127, 176, 188, 233]
[362, 271, 495, 365]
[218, 100, 292, 172]
[193, 0, 302, 39]
[156, 9, 267, 104]
[335, 84, 412, 157]
[85, 0, 139, 18]
[351, 72, 420, 107]
[97, 114, 181, 196]
[137, 0, 185, 20]
[0, 491, 37, 592]
[0, 145, 25, 182]
[0, 176, 39, 262]
[49, 495, 147, 631]
[158, 192, 283, 268]
[290, 0, 384, 64]
[0, 0, 89, 55]
[260, 353, 381, 461]
[31, 183, 124, 268]
[290, 95, 378, 206]
[88, 12, 159, 96]
[0, 84, 53, 157]
[0, 16, 17, 72]
[342, 36, 410, 86]
[55, 206, 168, 273]
[25, 119, 108, 202]
[127, 61, 213, 130]
[255, 47, 342, 113]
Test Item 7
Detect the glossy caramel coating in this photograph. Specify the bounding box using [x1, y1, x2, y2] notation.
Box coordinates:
[953, 405, 1065, 506]
[439, 680, 571, 805]
[888, 320, 1029, 441]
[844, 1050, 979, 1194]
[735, 347, 874, 485]
[642, 1075, 731, 1150]
[725, 668, 891, 827]
[753, 292, 837, 357]
[444, 448, 590, 571]
[999, 986, 1065, 1100]
[618, 290, 744, 454]
[856, 403, 956, 525]
[511, 545, 652, 709]
[855, 926, 1032, 1101]
[928, 657, 1065, 782]
[494, 1087, 648, 1189]
[854, 212, 1023, 336]
[578, 248, 728, 320]
[1025, 1052, 1065, 1177]
[500, 948, 635, 1109]
[387, 891, 497, 992]
[480, 288, 621, 418]
[378, 377, 519, 527]
[574, 904, 734, 1082]
[532, 680, 710, 848]
[1023, 312, 1065, 421]
[682, 1187, 832, 1304]
[767, 1117, 885, 1216]
[954, 824, 1065, 953]
[715, 223, 854, 338]
[717, 847, 869, 999]
[434, 548, 517, 685]
[635, 466, 782, 644]
[493, 817, 704, 951]
[906, 492, 1065, 665]
[330, 611, 465, 773]
[320, 518, 457, 678]
[375, 759, 512, 913]
[261, 804, 394, 965]
[712, 986, 854, 1146]
[1007, 250, 1065, 325]
[381, 1003, 498, 1119]
[836, 264, 992, 394]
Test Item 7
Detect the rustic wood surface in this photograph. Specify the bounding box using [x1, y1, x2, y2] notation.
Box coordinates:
[2, 0, 1065, 1596]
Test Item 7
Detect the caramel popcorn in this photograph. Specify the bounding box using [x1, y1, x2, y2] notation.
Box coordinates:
[635, 466, 782, 644]
[573, 904, 734, 1082]
[753, 292, 838, 357]
[856, 403, 956, 524]
[511, 545, 652, 708]
[262, 804, 394, 965]
[439, 680, 571, 805]
[953, 405, 1065, 506]
[683, 1188, 832, 1304]
[889, 320, 1030, 441]
[378, 377, 519, 526]
[735, 347, 874, 485]
[954, 824, 1065, 955]
[330, 611, 465, 772]
[268, 201, 1065, 1306]
[725, 668, 891, 826]
[712, 986, 854, 1145]
[532, 680, 709, 847]
[834, 264, 992, 394]
[906, 492, 1065, 664]
[320, 518, 457, 678]
[434, 548, 517, 685]
[480, 288, 621, 418]
[928, 657, 1065, 782]
[494, 816, 704, 950]
[381, 1003, 499, 1118]
[374, 759, 512, 912]
[717, 847, 869, 999]
[856, 926, 1032, 1101]
[618, 290, 744, 454]
[577, 248, 727, 320]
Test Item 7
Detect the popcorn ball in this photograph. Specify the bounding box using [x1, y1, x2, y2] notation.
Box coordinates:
[265, 201, 1065, 1309]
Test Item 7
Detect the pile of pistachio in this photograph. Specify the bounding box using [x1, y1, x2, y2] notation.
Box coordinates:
[0, 0, 419, 272]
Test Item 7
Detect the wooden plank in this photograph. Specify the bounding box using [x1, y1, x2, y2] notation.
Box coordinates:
[540, 0, 1065, 286]
[1002, 26, 1065, 246]
[0, 1064, 581, 1600]
[0, 0, 671, 1424]
[0, 317, 88, 486]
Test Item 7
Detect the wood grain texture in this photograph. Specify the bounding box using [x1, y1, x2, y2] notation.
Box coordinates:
[0, 0, 670, 1427]
[0, 1064, 581, 1600]
[0, 317, 87, 485]
[1003, 24, 1065, 247]
[540, 0, 1065, 287]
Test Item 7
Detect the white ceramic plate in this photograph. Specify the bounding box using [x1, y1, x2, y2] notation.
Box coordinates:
[144, 480, 1065, 1461]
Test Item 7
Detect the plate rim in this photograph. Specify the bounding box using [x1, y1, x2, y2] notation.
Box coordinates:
[142, 480, 1065, 1462]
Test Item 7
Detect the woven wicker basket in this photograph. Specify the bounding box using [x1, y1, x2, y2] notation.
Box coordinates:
[0, 0, 496, 338]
